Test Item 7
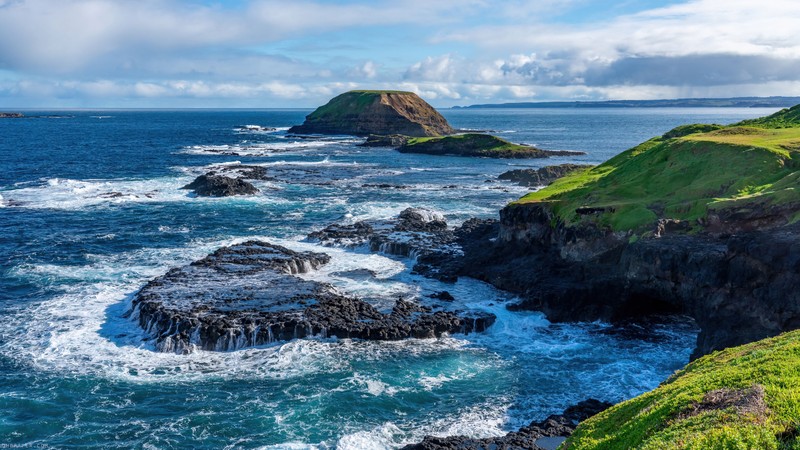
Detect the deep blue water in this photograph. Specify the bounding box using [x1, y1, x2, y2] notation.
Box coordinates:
[0, 107, 778, 449]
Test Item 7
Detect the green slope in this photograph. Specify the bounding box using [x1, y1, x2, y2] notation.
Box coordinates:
[566, 330, 800, 449]
[515, 105, 800, 232]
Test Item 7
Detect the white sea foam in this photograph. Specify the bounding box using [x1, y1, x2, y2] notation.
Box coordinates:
[335, 401, 510, 449]
[1, 229, 697, 449]
[1, 235, 478, 384]
[181, 141, 334, 156]
[2, 177, 186, 209]
[1, 174, 292, 210]
[235, 125, 278, 134]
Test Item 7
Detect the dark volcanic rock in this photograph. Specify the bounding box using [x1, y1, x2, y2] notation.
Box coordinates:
[0, 112, 24, 118]
[402, 399, 613, 450]
[362, 183, 411, 190]
[359, 134, 410, 147]
[399, 134, 586, 159]
[453, 202, 800, 359]
[499, 164, 594, 187]
[129, 241, 494, 353]
[308, 207, 461, 281]
[429, 291, 455, 302]
[182, 174, 259, 197]
[289, 91, 455, 137]
[397, 207, 448, 232]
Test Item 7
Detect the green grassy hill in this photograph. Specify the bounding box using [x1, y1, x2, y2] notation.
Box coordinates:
[565, 330, 800, 449]
[515, 105, 800, 232]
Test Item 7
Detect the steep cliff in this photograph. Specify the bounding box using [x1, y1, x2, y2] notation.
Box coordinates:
[288, 90, 455, 137]
[457, 105, 800, 358]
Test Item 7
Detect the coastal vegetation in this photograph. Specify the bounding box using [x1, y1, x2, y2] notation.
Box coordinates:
[515, 105, 800, 232]
[566, 330, 800, 449]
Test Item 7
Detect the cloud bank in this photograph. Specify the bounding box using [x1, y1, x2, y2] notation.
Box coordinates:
[1, 0, 799, 106]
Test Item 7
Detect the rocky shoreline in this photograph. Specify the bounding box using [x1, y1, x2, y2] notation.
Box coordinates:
[403, 399, 613, 450]
[430, 202, 800, 359]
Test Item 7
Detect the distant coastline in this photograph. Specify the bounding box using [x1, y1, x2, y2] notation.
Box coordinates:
[454, 96, 800, 109]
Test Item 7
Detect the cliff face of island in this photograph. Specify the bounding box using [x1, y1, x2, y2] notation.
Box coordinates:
[458, 105, 800, 359]
[288, 90, 455, 137]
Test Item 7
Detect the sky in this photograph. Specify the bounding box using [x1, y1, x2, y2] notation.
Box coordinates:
[1, 0, 799, 108]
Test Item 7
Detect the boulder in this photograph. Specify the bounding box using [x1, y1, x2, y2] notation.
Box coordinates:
[359, 134, 411, 147]
[182, 174, 259, 197]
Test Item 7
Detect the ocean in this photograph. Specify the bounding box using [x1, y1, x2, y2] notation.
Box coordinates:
[0, 107, 778, 449]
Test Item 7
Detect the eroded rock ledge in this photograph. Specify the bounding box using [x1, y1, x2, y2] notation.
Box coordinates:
[128, 241, 494, 353]
[308, 207, 467, 281]
[451, 203, 800, 359]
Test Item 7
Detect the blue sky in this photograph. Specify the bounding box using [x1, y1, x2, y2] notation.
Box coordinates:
[1, 0, 799, 107]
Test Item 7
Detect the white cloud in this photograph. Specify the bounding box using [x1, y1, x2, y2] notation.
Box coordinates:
[1, 0, 800, 106]
[404, 55, 460, 82]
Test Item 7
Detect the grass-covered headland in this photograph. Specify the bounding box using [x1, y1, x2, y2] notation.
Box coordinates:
[566, 330, 800, 449]
[515, 105, 800, 232]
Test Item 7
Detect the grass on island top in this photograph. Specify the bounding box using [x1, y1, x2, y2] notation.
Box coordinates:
[565, 329, 800, 449]
[514, 105, 800, 232]
[306, 90, 420, 121]
[405, 133, 533, 153]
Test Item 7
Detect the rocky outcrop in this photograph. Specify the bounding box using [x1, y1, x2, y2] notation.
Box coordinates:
[308, 207, 461, 281]
[181, 174, 259, 197]
[288, 91, 455, 137]
[451, 202, 800, 359]
[128, 241, 495, 353]
[499, 164, 594, 187]
[0, 112, 23, 118]
[399, 134, 585, 159]
[402, 399, 613, 450]
[359, 134, 410, 147]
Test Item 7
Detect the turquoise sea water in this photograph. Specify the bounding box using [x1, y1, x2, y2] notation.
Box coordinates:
[0, 107, 779, 448]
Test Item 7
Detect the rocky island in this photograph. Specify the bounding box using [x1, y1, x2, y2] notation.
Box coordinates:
[288, 90, 455, 137]
[0, 112, 24, 118]
[398, 133, 586, 158]
[292, 91, 583, 159]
